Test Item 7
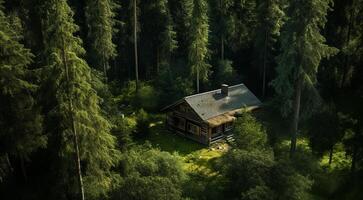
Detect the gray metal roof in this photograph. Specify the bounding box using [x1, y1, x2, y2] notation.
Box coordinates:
[184, 84, 261, 120]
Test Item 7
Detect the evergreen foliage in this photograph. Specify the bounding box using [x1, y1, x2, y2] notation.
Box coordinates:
[41, 0, 121, 198]
[272, 0, 338, 116]
[85, 0, 118, 78]
[233, 111, 269, 151]
[113, 146, 186, 200]
[188, 0, 211, 93]
[271, 0, 338, 154]
[220, 111, 313, 200]
[0, 0, 45, 180]
[1, 0, 363, 199]
[254, 0, 285, 97]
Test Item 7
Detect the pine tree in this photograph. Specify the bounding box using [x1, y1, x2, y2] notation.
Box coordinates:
[254, 0, 285, 97]
[0, 0, 45, 180]
[41, 0, 121, 199]
[85, 0, 118, 81]
[188, 0, 210, 93]
[271, 0, 338, 155]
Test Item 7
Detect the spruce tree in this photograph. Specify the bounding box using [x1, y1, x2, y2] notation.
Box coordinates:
[142, 0, 178, 76]
[271, 0, 338, 155]
[216, 0, 234, 60]
[85, 0, 118, 81]
[41, 0, 121, 199]
[188, 0, 210, 93]
[0, 0, 45, 180]
[254, 0, 284, 97]
[156, 0, 178, 73]
[339, 0, 363, 87]
[169, 0, 193, 58]
[228, 0, 257, 50]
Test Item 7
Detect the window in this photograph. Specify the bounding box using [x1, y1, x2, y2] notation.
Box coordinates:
[212, 126, 223, 134]
[171, 116, 185, 130]
[224, 122, 233, 131]
[200, 126, 207, 135]
[187, 122, 200, 135]
[211, 125, 223, 138]
[179, 105, 188, 113]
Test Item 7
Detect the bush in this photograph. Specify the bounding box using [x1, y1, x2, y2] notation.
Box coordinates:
[219, 111, 314, 200]
[219, 149, 275, 199]
[136, 83, 160, 111]
[135, 109, 150, 138]
[113, 146, 187, 200]
[214, 59, 239, 87]
[233, 111, 269, 151]
[112, 116, 136, 150]
[111, 81, 161, 112]
[156, 68, 194, 107]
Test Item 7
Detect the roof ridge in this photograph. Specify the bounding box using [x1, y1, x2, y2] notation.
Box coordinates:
[184, 83, 245, 99]
[184, 89, 219, 99]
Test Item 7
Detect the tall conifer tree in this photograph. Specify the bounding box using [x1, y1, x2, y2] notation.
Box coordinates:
[188, 0, 210, 93]
[0, 0, 45, 180]
[216, 0, 233, 61]
[271, 0, 338, 155]
[41, 0, 121, 199]
[254, 0, 284, 97]
[155, 0, 178, 73]
[85, 0, 118, 81]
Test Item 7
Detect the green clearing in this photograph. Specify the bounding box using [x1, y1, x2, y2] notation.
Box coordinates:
[136, 111, 357, 200]
[136, 114, 227, 176]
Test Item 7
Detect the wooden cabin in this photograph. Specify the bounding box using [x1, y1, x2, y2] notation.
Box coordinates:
[161, 84, 262, 145]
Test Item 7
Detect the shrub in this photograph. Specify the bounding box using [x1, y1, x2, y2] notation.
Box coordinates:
[113, 146, 187, 200]
[233, 111, 269, 151]
[135, 109, 150, 138]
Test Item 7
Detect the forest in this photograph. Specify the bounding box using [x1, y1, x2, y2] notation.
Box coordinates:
[0, 0, 362, 199]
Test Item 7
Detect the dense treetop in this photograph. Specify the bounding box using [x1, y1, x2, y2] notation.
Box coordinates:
[0, 0, 362, 199]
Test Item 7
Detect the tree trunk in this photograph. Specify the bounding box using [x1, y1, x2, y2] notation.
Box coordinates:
[262, 29, 268, 98]
[341, 6, 353, 88]
[350, 144, 357, 173]
[196, 68, 200, 93]
[221, 35, 224, 60]
[156, 46, 160, 76]
[220, 0, 224, 61]
[61, 37, 85, 200]
[19, 153, 27, 181]
[5, 153, 13, 173]
[103, 52, 108, 83]
[329, 145, 334, 165]
[290, 75, 303, 156]
[134, 0, 139, 92]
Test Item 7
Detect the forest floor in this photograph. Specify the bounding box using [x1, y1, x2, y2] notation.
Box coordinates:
[136, 111, 358, 200]
[137, 114, 228, 176]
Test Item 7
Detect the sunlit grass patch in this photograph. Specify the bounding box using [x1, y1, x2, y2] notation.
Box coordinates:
[183, 143, 228, 176]
[136, 114, 227, 176]
[320, 143, 351, 171]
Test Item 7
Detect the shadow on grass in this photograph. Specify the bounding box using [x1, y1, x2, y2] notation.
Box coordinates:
[136, 118, 205, 156]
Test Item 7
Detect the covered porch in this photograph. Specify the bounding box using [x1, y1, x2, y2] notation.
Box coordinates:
[206, 113, 236, 143]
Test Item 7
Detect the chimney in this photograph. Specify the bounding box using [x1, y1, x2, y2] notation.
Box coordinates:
[221, 84, 229, 96]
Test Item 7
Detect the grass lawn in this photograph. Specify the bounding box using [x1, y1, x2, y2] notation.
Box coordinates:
[136, 114, 228, 176]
